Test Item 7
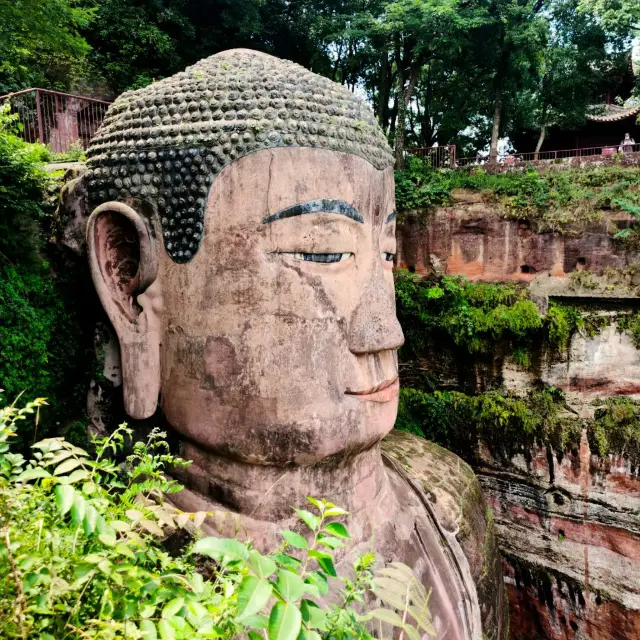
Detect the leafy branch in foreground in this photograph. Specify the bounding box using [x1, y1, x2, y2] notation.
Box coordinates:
[0, 394, 433, 639]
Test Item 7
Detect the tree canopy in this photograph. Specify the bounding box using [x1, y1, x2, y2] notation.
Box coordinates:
[1, 0, 638, 159]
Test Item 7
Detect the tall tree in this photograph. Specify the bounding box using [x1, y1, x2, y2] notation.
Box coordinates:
[578, 0, 640, 34]
[520, 0, 627, 157]
[361, 0, 489, 169]
[0, 0, 94, 93]
[484, 0, 548, 162]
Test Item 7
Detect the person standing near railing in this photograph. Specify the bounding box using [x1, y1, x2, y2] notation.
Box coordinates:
[619, 132, 636, 153]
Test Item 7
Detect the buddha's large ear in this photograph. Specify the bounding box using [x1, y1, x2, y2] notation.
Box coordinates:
[87, 202, 163, 419]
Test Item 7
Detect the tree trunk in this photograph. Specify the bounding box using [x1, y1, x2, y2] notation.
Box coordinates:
[489, 82, 503, 164]
[394, 40, 406, 170]
[378, 52, 392, 128]
[332, 43, 343, 83]
[534, 123, 546, 161]
[394, 45, 421, 170]
[389, 93, 398, 136]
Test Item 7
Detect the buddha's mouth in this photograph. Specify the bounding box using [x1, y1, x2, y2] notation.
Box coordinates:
[345, 376, 399, 403]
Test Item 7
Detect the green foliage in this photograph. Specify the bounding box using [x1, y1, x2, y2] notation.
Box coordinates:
[395, 271, 542, 359]
[578, 0, 640, 35]
[45, 140, 87, 164]
[0, 105, 50, 264]
[396, 388, 477, 453]
[0, 0, 94, 92]
[0, 396, 434, 639]
[396, 386, 576, 461]
[78, 0, 344, 93]
[615, 312, 640, 349]
[511, 0, 625, 143]
[591, 398, 640, 467]
[395, 162, 640, 234]
[544, 303, 583, 351]
[394, 159, 453, 210]
[395, 272, 608, 381]
[0, 103, 93, 446]
[613, 198, 640, 244]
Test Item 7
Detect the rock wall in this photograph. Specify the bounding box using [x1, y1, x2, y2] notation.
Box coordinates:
[480, 431, 640, 640]
[396, 191, 639, 279]
[397, 197, 640, 639]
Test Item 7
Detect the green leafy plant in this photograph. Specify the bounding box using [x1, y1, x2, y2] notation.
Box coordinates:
[396, 385, 579, 463]
[613, 198, 640, 243]
[0, 103, 93, 446]
[394, 162, 640, 234]
[0, 394, 434, 639]
[590, 398, 640, 468]
[395, 271, 542, 359]
[45, 139, 86, 164]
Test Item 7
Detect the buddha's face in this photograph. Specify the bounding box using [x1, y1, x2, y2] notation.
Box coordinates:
[88, 147, 403, 465]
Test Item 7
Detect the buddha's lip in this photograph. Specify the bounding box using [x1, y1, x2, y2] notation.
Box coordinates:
[345, 376, 399, 402]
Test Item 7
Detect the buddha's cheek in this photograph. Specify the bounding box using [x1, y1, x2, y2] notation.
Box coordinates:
[241, 315, 350, 415]
[159, 313, 389, 464]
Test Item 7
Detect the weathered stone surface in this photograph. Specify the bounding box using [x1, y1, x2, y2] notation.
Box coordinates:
[396, 201, 640, 279]
[480, 433, 640, 640]
[80, 50, 504, 640]
[52, 165, 89, 254]
[397, 197, 640, 638]
[543, 321, 640, 403]
[383, 431, 509, 640]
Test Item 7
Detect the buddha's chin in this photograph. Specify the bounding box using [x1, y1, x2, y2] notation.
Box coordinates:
[165, 406, 397, 467]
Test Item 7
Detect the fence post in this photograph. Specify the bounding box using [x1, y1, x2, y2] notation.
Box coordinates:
[450, 144, 456, 168]
[35, 89, 43, 144]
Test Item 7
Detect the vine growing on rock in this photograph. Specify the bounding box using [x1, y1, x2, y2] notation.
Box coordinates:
[394, 270, 596, 368]
[395, 270, 640, 466]
[397, 387, 640, 470]
[395, 272, 542, 359]
[395, 386, 579, 463]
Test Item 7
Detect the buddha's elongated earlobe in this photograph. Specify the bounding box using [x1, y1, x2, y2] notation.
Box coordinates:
[86, 202, 163, 419]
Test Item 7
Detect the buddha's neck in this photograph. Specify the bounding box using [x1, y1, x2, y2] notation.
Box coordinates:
[174, 440, 392, 527]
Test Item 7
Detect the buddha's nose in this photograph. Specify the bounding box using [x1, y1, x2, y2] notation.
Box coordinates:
[347, 263, 405, 355]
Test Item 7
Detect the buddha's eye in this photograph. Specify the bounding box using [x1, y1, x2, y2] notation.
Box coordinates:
[290, 252, 352, 263]
[382, 252, 395, 262]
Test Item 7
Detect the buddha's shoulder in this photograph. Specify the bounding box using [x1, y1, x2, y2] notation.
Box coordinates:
[381, 430, 509, 640]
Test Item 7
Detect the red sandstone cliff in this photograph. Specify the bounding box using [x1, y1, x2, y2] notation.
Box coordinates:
[397, 194, 640, 640]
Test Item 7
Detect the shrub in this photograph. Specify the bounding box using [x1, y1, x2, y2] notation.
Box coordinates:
[0, 104, 93, 446]
[395, 272, 542, 359]
[0, 104, 50, 264]
[591, 398, 640, 468]
[0, 395, 434, 640]
[396, 386, 579, 462]
[394, 161, 640, 234]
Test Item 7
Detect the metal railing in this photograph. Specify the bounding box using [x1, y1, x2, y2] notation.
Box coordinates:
[0, 88, 111, 153]
[457, 143, 640, 167]
[406, 145, 456, 168]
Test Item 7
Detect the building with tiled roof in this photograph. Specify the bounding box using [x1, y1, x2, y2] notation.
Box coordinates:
[512, 51, 639, 154]
[587, 103, 640, 123]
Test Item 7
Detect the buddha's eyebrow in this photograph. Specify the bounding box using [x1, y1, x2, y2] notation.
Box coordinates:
[385, 211, 397, 223]
[262, 199, 364, 224]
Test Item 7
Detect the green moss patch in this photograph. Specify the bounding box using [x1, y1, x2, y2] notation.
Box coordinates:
[395, 159, 640, 234]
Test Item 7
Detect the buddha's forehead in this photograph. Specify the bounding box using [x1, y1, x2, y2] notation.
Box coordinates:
[204, 147, 395, 227]
[84, 49, 394, 263]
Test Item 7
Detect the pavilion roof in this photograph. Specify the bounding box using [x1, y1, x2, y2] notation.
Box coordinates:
[587, 103, 640, 123]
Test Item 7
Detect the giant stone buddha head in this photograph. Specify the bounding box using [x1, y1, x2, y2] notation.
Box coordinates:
[86, 48, 403, 509]
[83, 53, 504, 639]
